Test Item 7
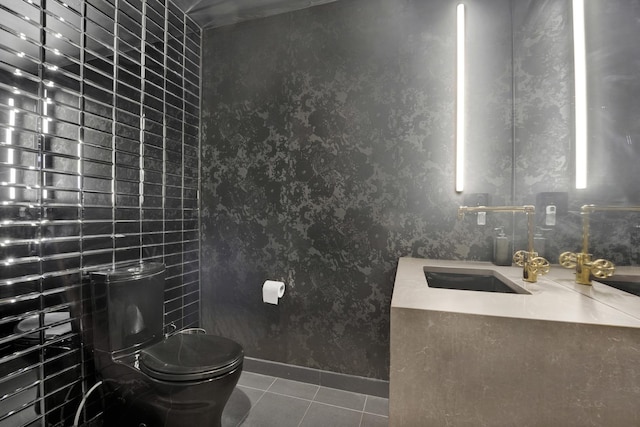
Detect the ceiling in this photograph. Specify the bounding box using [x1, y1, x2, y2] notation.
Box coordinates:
[173, 0, 338, 29]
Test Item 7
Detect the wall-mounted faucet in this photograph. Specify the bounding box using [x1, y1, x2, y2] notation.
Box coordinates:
[559, 205, 640, 285]
[457, 205, 550, 283]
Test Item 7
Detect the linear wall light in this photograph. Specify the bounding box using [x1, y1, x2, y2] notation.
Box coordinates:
[456, 3, 465, 193]
[573, 0, 587, 189]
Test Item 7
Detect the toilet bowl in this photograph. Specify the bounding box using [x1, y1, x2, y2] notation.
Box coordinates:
[89, 262, 243, 427]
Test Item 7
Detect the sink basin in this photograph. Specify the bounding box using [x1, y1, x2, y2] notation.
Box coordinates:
[595, 275, 640, 297]
[424, 268, 529, 294]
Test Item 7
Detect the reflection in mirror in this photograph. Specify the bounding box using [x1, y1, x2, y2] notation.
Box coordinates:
[461, 0, 573, 203]
[585, 1, 640, 204]
[462, 0, 574, 260]
[462, 0, 513, 199]
[543, 0, 640, 268]
[512, 0, 572, 203]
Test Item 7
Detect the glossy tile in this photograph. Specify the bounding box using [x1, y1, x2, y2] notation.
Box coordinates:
[238, 392, 310, 427]
[237, 371, 276, 390]
[222, 386, 264, 427]
[299, 402, 362, 427]
[267, 378, 319, 400]
[360, 412, 389, 427]
[229, 375, 388, 427]
[313, 386, 366, 411]
[364, 395, 389, 417]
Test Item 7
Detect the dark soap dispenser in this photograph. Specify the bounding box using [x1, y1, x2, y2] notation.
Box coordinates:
[493, 227, 512, 266]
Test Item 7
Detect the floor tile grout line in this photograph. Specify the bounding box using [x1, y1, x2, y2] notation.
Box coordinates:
[243, 387, 388, 416]
[361, 395, 369, 422]
[237, 383, 275, 393]
[236, 384, 388, 416]
[315, 385, 369, 412]
[235, 388, 268, 427]
[363, 410, 389, 418]
[297, 386, 321, 427]
[358, 407, 365, 427]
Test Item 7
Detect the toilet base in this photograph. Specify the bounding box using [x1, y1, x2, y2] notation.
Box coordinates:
[102, 365, 242, 427]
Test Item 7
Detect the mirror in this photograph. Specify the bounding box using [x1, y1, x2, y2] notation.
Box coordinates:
[512, 0, 573, 205]
[584, 0, 640, 204]
[467, 0, 639, 265]
[462, 0, 573, 204]
[462, 0, 514, 200]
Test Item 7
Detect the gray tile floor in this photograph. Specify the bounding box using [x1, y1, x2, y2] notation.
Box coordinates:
[222, 371, 389, 427]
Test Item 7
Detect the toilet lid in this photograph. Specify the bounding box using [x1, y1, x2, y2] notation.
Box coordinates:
[140, 333, 243, 382]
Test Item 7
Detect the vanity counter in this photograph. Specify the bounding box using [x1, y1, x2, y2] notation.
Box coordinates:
[392, 257, 640, 326]
[390, 257, 640, 427]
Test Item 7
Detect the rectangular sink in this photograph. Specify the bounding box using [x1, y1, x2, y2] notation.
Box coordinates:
[595, 275, 640, 297]
[424, 267, 530, 294]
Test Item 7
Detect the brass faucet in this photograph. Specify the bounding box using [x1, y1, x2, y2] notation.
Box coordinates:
[457, 205, 550, 283]
[559, 205, 640, 285]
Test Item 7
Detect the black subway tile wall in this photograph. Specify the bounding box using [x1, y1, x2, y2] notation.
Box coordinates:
[0, 0, 201, 425]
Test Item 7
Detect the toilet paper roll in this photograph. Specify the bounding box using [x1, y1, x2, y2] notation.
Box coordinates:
[262, 280, 285, 305]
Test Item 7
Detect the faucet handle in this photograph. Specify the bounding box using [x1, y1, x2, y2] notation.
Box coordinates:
[513, 250, 528, 267]
[514, 250, 550, 282]
[559, 251, 578, 269]
[591, 259, 615, 279]
[530, 256, 551, 275]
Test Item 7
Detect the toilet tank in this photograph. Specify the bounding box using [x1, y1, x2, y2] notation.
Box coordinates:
[90, 262, 165, 356]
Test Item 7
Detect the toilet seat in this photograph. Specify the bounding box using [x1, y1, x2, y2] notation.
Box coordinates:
[139, 333, 243, 382]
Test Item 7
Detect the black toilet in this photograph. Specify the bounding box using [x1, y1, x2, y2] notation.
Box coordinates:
[90, 262, 243, 427]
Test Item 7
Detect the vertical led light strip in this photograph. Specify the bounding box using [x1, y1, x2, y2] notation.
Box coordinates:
[456, 3, 466, 192]
[573, 0, 587, 189]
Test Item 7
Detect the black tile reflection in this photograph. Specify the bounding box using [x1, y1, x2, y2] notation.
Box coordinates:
[142, 221, 163, 233]
[142, 195, 163, 208]
[84, 129, 113, 150]
[144, 93, 164, 113]
[83, 177, 111, 193]
[166, 104, 183, 121]
[115, 222, 140, 234]
[166, 186, 182, 198]
[83, 252, 113, 267]
[115, 247, 139, 263]
[114, 124, 137, 145]
[165, 229, 182, 242]
[115, 181, 140, 195]
[165, 162, 183, 177]
[46, 142, 78, 163]
[115, 151, 138, 167]
[115, 207, 142, 221]
[47, 16, 80, 43]
[142, 233, 163, 246]
[2, 0, 201, 425]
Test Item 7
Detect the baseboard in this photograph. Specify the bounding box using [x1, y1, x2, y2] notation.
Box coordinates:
[243, 357, 389, 398]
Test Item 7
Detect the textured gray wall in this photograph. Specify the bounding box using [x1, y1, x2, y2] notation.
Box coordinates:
[200, 0, 515, 379]
[198, 0, 638, 382]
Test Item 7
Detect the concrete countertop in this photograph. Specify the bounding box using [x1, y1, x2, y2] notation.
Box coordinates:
[392, 257, 640, 327]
